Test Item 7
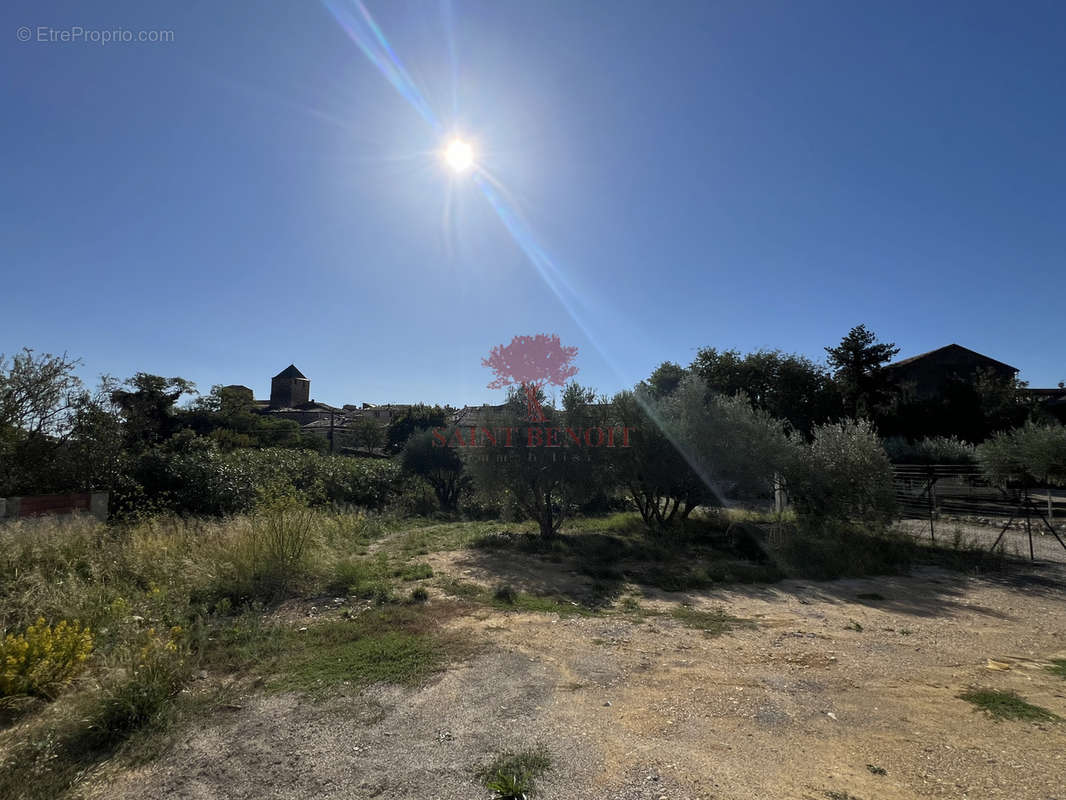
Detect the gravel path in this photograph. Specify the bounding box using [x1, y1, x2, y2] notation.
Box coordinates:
[105, 562, 1066, 800]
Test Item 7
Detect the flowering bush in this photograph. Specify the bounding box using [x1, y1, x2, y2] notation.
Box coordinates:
[0, 618, 93, 699]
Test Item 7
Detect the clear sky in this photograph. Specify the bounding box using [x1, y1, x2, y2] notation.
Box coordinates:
[2, 0, 1063, 408]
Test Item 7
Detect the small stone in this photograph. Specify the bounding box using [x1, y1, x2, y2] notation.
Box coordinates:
[604, 701, 612, 707]
[298, 626, 308, 633]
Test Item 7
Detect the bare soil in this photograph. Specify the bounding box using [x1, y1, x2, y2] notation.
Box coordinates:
[103, 557, 1066, 800]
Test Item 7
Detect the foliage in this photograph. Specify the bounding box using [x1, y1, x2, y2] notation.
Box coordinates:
[824, 324, 899, 419]
[402, 428, 469, 511]
[385, 403, 450, 454]
[465, 383, 615, 537]
[0, 350, 86, 496]
[614, 378, 791, 529]
[110, 372, 197, 452]
[977, 422, 1066, 487]
[690, 347, 839, 436]
[643, 361, 688, 398]
[477, 745, 553, 799]
[346, 415, 386, 452]
[882, 435, 977, 465]
[181, 384, 308, 451]
[85, 626, 189, 747]
[130, 444, 402, 516]
[0, 618, 93, 699]
[786, 419, 898, 527]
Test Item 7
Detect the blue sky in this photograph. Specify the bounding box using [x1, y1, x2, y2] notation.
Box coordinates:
[2, 0, 1063, 408]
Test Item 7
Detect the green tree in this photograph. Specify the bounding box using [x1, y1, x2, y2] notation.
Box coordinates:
[0, 349, 85, 495]
[824, 325, 899, 419]
[615, 377, 791, 529]
[977, 422, 1066, 520]
[690, 347, 839, 436]
[348, 416, 386, 452]
[111, 373, 196, 451]
[385, 404, 450, 454]
[465, 383, 613, 538]
[643, 361, 688, 399]
[401, 428, 468, 512]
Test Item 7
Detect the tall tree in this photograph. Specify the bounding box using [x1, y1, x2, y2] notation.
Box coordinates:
[643, 361, 688, 399]
[824, 325, 899, 419]
[690, 347, 838, 436]
[111, 373, 196, 451]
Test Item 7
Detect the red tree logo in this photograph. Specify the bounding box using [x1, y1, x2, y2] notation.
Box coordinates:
[482, 334, 579, 422]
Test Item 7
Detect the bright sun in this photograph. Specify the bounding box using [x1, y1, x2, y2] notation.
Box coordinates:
[443, 138, 474, 172]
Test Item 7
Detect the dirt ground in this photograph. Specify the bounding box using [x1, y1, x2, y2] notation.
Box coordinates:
[105, 555, 1066, 800]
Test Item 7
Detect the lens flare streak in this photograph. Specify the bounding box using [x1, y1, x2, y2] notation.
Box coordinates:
[319, 0, 729, 507]
[321, 0, 441, 131]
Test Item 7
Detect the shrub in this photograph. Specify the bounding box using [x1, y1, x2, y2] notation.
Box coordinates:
[0, 618, 93, 699]
[786, 419, 897, 528]
[83, 626, 188, 748]
[131, 445, 403, 516]
[883, 435, 977, 465]
[212, 504, 319, 603]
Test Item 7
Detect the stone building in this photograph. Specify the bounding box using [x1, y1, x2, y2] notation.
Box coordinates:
[269, 365, 311, 409]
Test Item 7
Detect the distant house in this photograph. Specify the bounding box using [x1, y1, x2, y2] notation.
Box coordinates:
[883, 344, 1018, 401]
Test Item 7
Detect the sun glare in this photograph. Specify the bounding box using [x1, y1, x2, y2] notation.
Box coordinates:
[444, 138, 474, 173]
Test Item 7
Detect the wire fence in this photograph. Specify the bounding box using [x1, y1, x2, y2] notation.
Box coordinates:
[892, 464, 1066, 561]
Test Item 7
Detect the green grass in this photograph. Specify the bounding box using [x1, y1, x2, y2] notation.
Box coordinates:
[1046, 659, 1066, 679]
[958, 688, 1060, 722]
[438, 577, 598, 617]
[669, 605, 748, 637]
[476, 745, 553, 798]
[268, 605, 465, 696]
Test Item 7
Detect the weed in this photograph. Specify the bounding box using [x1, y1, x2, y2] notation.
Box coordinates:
[845, 620, 864, 632]
[958, 688, 1060, 722]
[477, 745, 553, 798]
[408, 587, 429, 603]
[1047, 659, 1066, 679]
[866, 764, 886, 775]
[0, 618, 93, 699]
[669, 606, 747, 637]
[394, 562, 434, 581]
[494, 584, 518, 604]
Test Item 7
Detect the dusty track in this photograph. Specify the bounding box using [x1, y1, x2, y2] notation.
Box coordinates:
[107, 563, 1066, 800]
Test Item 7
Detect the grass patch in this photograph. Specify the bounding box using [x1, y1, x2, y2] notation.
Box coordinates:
[1046, 659, 1066, 679]
[393, 562, 434, 581]
[476, 745, 553, 798]
[669, 605, 748, 637]
[438, 578, 597, 617]
[958, 688, 1060, 722]
[268, 605, 464, 697]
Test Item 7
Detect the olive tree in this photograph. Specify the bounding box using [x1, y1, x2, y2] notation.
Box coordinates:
[978, 422, 1066, 520]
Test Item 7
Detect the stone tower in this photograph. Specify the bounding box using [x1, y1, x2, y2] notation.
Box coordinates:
[269, 365, 310, 409]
